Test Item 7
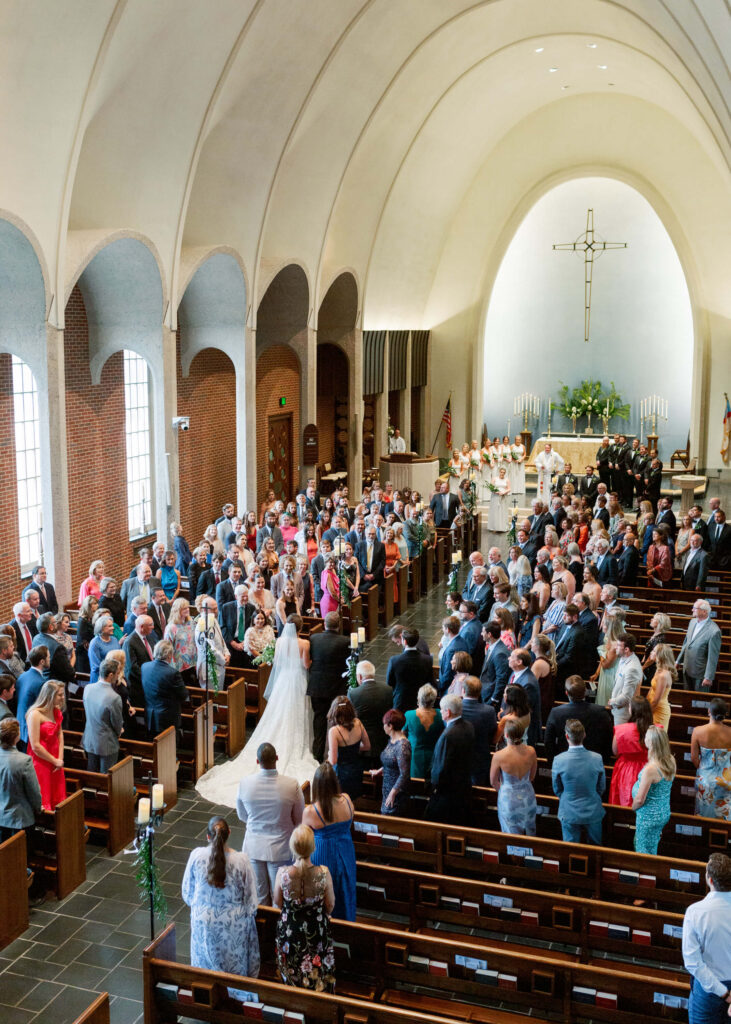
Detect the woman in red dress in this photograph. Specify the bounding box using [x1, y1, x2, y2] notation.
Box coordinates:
[608, 697, 652, 807]
[27, 680, 66, 811]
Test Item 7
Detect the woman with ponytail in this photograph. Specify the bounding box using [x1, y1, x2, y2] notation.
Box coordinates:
[182, 816, 260, 995]
[273, 825, 335, 991]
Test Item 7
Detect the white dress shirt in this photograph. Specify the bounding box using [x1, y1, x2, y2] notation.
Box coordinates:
[682, 890, 731, 997]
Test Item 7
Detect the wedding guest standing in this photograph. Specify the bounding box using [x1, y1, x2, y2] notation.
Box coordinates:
[403, 684, 444, 781]
[490, 720, 537, 836]
[370, 709, 411, 816]
[182, 816, 260, 998]
[608, 697, 652, 807]
[681, 853, 731, 1024]
[0, 718, 42, 845]
[327, 697, 370, 801]
[26, 681, 66, 810]
[632, 725, 676, 854]
[691, 700, 731, 821]
[303, 763, 356, 921]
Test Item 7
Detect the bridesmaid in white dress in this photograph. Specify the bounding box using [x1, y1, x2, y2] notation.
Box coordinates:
[511, 434, 526, 496]
[501, 435, 513, 490]
[468, 440, 482, 477]
[447, 448, 464, 494]
[480, 440, 493, 497]
[487, 466, 512, 532]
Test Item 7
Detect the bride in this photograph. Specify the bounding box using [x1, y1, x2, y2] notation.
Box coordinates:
[196, 620, 319, 808]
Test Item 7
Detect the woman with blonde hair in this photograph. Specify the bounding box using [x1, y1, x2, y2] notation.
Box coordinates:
[513, 554, 533, 598]
[164, 598, 197, 683]
[632, 726, 676, 854]
[27, 681, 66, 810]
[647, 643, 675, 730]
[203, 524, 225, 560]
[273, 825, 335, 992]
[551, 555, 575, 599]
[170, 521, 193, 575]
[591, 609, 627, 706]
[403, 684, 444, 781]
[77, 559, 105, 607]
[53, 612, 76, 668]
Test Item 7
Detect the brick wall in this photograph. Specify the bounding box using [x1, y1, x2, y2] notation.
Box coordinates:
[177, 338, 237, 539]
[255, 345, 301, 508]
[0, 355, 22, 616]
[65, 286, 139, 591]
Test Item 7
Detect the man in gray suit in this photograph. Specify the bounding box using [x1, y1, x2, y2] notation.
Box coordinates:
[82, 657, 124, 772]
[235, 742, 304, 905]
[607, 632, 643, 724]
[120, 563, 154, 615]
[676, 599, 723, 691]
[0, 717, 42, 845]
[551, 719, 606, 844]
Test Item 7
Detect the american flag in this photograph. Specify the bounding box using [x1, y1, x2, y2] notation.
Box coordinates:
[442, 397, 452, 448]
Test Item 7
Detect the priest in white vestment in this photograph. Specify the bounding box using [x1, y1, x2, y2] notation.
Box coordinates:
[534, 443, 564, 501]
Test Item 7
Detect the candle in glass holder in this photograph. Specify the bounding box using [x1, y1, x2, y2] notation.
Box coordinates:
[152, 784, 164, 810]
[138, 798, 150, 824]
[451, 552, 459, 565]
[358, 627, 366, 644]
[350, 632, 358, 649]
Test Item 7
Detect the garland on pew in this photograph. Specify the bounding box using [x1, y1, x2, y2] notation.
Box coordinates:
[134, 830, 167, 921]
[205, 644, 220, 695]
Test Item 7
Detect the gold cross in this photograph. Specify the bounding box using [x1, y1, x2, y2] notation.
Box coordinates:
[553, 208, 627, 342]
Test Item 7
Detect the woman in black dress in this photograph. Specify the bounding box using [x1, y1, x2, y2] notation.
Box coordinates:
[99, 577, 125, 628]
[326, 697, 370, 800]
[75, 595, 98, 676]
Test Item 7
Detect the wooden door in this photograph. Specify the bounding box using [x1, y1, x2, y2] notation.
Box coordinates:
[267, 414, 293, 502]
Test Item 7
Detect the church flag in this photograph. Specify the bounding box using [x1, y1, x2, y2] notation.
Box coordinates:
[442, 397, 452, 448]
[722, 393, 730, 462]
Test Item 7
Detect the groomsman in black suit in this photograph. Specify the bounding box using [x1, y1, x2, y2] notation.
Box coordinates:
[553, 463, 578, 495]
[643, 456, 663, 509]
[578, 466, 599, 503]
[595, 436, 612, 487]
[630, 443, 650, 504]
[708, 510, 731, 570]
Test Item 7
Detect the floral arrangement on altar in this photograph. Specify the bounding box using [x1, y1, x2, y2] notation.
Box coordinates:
[556, 379, 630, 429]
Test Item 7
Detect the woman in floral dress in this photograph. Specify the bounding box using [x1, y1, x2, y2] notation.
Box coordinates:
[275, 825, 336, 992]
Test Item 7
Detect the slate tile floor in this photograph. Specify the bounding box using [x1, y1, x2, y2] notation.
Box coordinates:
[0, 579, 451, 1024]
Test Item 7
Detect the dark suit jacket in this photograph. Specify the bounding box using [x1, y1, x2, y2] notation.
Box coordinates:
[617, 545, 640, 586]
[578, 610, 600, 670]
[386, 648, 434, 711]
[509, 669, 542, 747]
[461, 698, 496, 783]
[346, 528, 366, 550]
[595, 554, 618, 585]
[682, 549, 709, 591]
[125, 632, 153, 707]
[429, 492, 460, 527]
[219, 601, 255, 646]
[438, 634, 470, 695]
[32, 633, 75, 685]
[656, 508, 677, 537]
[10, 618, 37, 663]
[543, 699, 614, 764]
[553, 473, 577, 495]
[479, 639, 511, 707]
[430, 718, 475, 792]
[529, 511, 553, 541]
[196, 568, 222, 598]
[554, 624, 593, 685]
[149, 601, 172, 639]
[578, 475, 599, 501]
[709, 523, 731, 570]
[350, 679, 393, 761]
[22, 581, 58, 615]
[595, 507, 610, 530]
[307, 630, 350, 702]
[355, 540, 386, 584]
[470, 583, 493, 622]
[215, 580, 237, 608]
[141, 660, 189, 734]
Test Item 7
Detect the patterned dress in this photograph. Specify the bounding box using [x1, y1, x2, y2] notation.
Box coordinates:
[380, 736, 411, 816]
[496, 770, 536, 836]
[276, 865, 335, 992]
[632, 770, 673, 854]
[181, 847, 260, 995]
[695, 748, 731, 820]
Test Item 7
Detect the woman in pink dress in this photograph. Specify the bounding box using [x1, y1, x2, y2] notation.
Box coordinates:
[77, 559, 105, 607]
[27, 681, 66, 810]
[319, 555, 341, 617]
[608, 697, 652, 807]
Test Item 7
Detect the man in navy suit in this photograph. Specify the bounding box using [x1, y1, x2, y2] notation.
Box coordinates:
[386, 628, 433, 711]
[216, 564, 243, 608]
[196, 554, 225, 598]
[429, 482, 460, 527]
[346, 518, 367, 550]
[593, 539, 618, 584]
[469, 566, 493, 622]
[140, 639, 189, 736]
[425, 694, 475, 825]
[479, 621, 511, 708]
[458, 600, 484, 675]
[438, 616, 469, 697]
[507, 648, 541, 747]
[617, 533, 640, 585]
[461, 676, 496, 785]
[461, 552, 486, 600]
[356, 527, 386, 590]
[655, 497, 677, 538]
[219, 586, 255, 668]
[551, 718, 606, 844]
[486, 548, 508, 576]
[682, 533, 710, 591]
[15, 646, 49, 751]
[554, 604, 593, 688]
[22, 566, 58, 615]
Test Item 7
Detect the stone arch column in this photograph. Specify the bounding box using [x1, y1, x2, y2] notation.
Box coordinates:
[318, 272, 361, 493]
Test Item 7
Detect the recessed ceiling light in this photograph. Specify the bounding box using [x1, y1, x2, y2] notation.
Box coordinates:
[534, 46, 544, 53]
[608, 82, 615, 87]
[549, 67, 558, 73]
[598, 64, 608, 70]
[561, 85, 570, 90]
[587, 43, 597, 49]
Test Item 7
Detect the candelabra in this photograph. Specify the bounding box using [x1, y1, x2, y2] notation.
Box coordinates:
[448, 548, 462, 593]
[513, 393, 540, 432]
[129, 774, 167, 941]
[640, 395, 668, 455]
[344, 619, 366, 688]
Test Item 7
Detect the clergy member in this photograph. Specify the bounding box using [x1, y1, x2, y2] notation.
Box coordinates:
[535, 443, 564, 502]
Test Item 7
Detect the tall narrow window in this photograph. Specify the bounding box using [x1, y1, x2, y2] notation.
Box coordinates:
[123, 350, 153, 536]
[12, 356, 42, 572]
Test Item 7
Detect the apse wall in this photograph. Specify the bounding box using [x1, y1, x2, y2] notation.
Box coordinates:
[482, 178, 693, 460]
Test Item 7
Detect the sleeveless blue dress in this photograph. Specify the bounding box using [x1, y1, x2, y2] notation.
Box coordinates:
[497, 770, 537, 836]
[632, 770, 672, 854]
[311, 801, 357, 921]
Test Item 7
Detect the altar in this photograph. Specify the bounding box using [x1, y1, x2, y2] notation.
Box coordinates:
[527, 434, 635, 472]
[379, 454, 440, 496]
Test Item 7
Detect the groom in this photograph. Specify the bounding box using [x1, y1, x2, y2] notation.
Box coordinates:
[308, 611, 350, 761]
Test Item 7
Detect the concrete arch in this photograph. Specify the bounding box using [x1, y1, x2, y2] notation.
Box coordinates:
[0, 214, 51, 391]
[256, 262, 310, 350]
[317, 271, 359, 342]
[178, 245, 250, 323]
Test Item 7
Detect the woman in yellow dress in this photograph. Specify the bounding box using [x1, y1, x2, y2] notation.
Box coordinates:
[647, 642, 675, 730]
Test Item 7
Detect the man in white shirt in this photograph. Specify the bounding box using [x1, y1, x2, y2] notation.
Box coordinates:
[676, 599, 723, 691]
[236, 742, 304, 905]
[388, 428, 406, 453]
[682, 853, 731, 1023]
[607, 632, 642, 724]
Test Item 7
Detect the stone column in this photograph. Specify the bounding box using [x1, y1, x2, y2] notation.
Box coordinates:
[401, 330, 412, 449]
[374, 331, 390, 468]
[157, 326, 179, 539]
[294, 327, 318, 485]
[242, 325, 258, 512]
[41, 324, 72, 602]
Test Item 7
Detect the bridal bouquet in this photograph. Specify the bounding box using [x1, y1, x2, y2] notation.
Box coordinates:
[253, 641, 276, 667]
[486, 481, 499, 494]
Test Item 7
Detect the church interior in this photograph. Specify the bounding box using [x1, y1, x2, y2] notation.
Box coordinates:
[1, 2, 730, 1023]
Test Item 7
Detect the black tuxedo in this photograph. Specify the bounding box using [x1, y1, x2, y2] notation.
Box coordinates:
[643, 463, 663, 506]
[429, 491, 460, 527]
[681, 549, 709, 591]
[196, 568, 222, 598]
[308, 629, 351, 761]
[22, 580, 58, 615]
[553, 473, 577, 495]
[543, 699, 613, 764]
[617, 544, 640, 586]
[479, 639, 511, 707]
[578, 475, 599, 502]
[425, 718, 475, 825]
[356, 539, 386, 588]
[461, 697, 497, 785]
[386, 648, 434, 712]
[595, 445, 612, 485]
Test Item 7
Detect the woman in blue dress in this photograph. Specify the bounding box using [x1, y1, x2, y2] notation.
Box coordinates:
[690, 699, 731, 820]
[303, 763, 357, 921]
[182, 816, 260, 999]
[489, 720, 537, 836]
[157, 549, 181, 601]
[632, 725, 676, 854]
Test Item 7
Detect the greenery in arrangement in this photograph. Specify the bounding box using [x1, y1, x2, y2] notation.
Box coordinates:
[345, 651, 359, 689]
[135, 833, 167, 921]
[205, 643, 220, 694]
[556, 379, 630, 423]
[252, 641, 276, 667]
[337, 560, 351, 607]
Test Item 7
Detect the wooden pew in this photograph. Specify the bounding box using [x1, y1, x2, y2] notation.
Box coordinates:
[71, 993, 110, 1024]
[179, 701, 215, 781]
[352, 860, 686, 974]
[380, 574, 395, 626]
[144, 923, 467, 1024]
[0, 831, 29, 949]
[186, 676, 246, 758]
[639, 685, 729, 716]
[423, 544, 435, 593]
[239, 665, 272, 720]
[351, 811, 708, 911]
[363, 582, 380, 640]
[31, 789, 87, 899]
[408, 551, 422, 602]
[397, 564, 409, 615]
[61, 752, 136, 855]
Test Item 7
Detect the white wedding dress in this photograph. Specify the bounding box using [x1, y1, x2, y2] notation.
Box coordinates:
[195, 624, 319, 808]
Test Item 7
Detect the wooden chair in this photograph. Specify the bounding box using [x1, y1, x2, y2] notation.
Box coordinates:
[670, 433, 690, 468]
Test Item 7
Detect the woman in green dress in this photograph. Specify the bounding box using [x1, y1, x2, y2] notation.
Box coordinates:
[591, 610, 626, 707]
[403, 684, 444, 781]
[632, 725, 676, 855]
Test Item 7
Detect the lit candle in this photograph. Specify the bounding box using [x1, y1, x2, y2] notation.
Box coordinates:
[152, 784, 164, 810]
[457, 550, 463, 563]
[452, 552, 459, 565]
[138, 798, 150, 824]
[358, 627, 366, 644]
[350, 632, 358, 649]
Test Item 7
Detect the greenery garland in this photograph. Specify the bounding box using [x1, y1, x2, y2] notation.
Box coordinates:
[134, 831, 168, 921]
[337, 560, 351, 607]
[205, 642, 220, 694]
[345, 651, 359, 689]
